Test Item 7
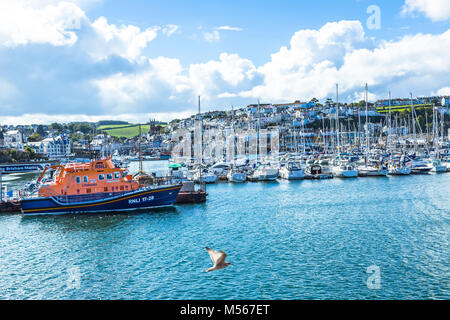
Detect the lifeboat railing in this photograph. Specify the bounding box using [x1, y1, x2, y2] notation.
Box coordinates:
[21, 176, 181, 203]
[50, 179, 181, 205]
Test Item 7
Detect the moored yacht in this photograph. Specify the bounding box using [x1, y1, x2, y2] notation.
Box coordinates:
[251, 164, 279, 181]
[227, 169, 247, 183]
[331, 162, 359, 178]
[279, 162, 304, 180]
[407, 158, 432, 174]
[428, 159, 446, 173]
[358, 162, 388, 177]
[193, 170, 217, 184]
[388, 161, 411, 175]
[305, 164, 333, 179]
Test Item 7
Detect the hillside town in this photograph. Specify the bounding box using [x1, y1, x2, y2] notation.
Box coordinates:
[1, 95, 449, 163]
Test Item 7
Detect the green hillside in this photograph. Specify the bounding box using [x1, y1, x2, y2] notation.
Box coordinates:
[98, 123, 166, 138]
[99, 124, 151, 138]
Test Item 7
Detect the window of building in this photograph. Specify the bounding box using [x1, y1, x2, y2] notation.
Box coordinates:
[106, 173, 113, 180]
[114, 172, 120, 179]
[98, 174, 105, 181]
[83, 176, 89, 183]
[76, 176, 81, 184]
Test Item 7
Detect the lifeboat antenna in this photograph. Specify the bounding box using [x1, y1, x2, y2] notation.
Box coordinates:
[139, 124, 143, 174]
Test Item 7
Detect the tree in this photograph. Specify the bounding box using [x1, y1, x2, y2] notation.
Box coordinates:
[77, 123, 93, 134]
[24, 147, 36, 159]
[36, 125, 46, 136]
[50, 123, 63, 131]
[27, 133, 42, 142]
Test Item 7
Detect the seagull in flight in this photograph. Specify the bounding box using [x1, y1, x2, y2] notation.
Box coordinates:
[205, 247, 232, 272]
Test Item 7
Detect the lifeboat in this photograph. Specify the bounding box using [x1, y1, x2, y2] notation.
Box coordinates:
[20, 157, 182, 215]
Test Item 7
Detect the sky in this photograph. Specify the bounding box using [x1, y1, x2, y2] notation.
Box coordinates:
[0, 0, 450, 124]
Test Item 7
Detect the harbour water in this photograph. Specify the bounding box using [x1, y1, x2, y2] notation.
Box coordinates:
[0, 161, 449, 299]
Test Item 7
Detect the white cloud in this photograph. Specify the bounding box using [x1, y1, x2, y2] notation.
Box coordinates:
[0, 111, 194, 125]
[234, 20, 450, 103]
[91, 20, 450, 115]
[91, 57, 191, 113]
[86, 17, 160, 61]
[0, 1, 86, 47]
[162, 24, 180, 37]
[91, 53, 257, 112]
[203, 30, 220, 42]
[2, 12, 450, 122]
[402, 0, 450, 21]
[0, 1, 162, 62]
[216, 26, 243, 31]
[434, 87, 450, 95]
[189, 53, 256, 96]
[237, 20, 367, 101]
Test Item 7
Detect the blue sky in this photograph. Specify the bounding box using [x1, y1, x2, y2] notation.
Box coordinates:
[0, 0, 450, 124]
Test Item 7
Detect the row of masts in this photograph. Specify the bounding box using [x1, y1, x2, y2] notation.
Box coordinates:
[198, 85, 447, 162]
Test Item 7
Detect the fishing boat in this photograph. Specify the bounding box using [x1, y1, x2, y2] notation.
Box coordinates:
[20, 157, 182, 215]
[175, 181, 207, 203]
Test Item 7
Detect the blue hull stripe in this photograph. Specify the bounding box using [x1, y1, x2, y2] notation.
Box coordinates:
[21, 185, 182, 215]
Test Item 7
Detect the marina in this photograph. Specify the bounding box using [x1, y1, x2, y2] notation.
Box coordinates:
[1, 0, 450, 303]
[0, 159, 448, 299]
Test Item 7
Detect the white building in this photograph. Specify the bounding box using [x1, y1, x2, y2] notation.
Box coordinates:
[3, 130, 25, 150]
[27, 135, 71, 158]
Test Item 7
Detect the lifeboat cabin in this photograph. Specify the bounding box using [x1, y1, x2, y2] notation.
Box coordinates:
[38, 157, 141, 199]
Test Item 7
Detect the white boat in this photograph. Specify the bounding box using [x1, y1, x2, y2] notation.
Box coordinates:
[305, 164, 333, 179]
[428, 159, 447, 173]
[227, 169, 247, 183]
[407, 158, 432, 174]
[332, 163, 359, 178]
[252, 165, 279, 181]
[279, 162, 304, 180]
[388, 162, 411, 175]
[194, 170, 217, 184]
[358, 165, 388, 177]
[209, 162, 230, 175]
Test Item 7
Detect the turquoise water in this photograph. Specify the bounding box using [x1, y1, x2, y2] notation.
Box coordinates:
[0, 161, 449, 299]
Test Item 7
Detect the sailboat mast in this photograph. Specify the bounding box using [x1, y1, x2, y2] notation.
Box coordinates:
[138, 124, 143, 173]
[365, 83, 369, 163]
[336, 84, 340, 154]
[198, 95, 203, 185]
[410, 93, 416, 152]
[388, 91, 391, 153]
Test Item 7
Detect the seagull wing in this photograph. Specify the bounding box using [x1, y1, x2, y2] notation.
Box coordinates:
[215, 251, 227, 266]
[206, 247, 220, 265]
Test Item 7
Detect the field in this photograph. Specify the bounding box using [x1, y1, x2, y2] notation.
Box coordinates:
[97, 124, 151, 138]
[376, 103, 434, 113]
